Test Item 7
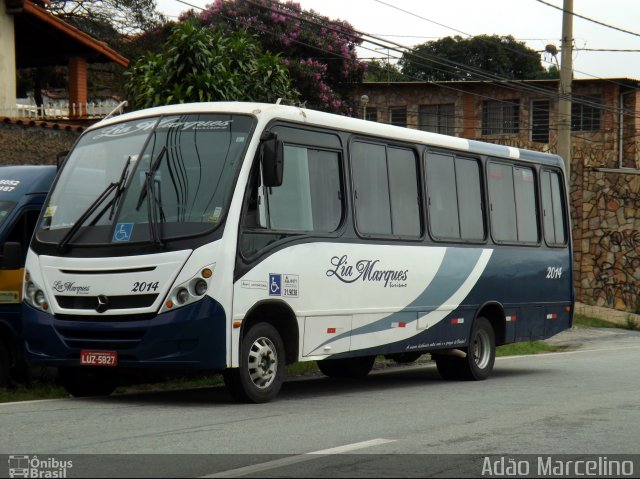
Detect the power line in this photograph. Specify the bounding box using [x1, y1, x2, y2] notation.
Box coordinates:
[534, 0, 640, 38]
[373, 0, 640, 90]
[170, 0, 640, 131]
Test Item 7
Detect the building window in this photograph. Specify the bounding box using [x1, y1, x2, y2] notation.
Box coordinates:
[389, 107, 407, 127]
[364, 107, 378, 122]
[572, 95, 601, 131]
[482, 100, 519, 135]
[531, 100, 550, 143]
[419, 104, 455, 135]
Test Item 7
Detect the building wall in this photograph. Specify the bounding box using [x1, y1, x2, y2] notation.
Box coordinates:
[0, 122, 80, 165]
[357, 81, 640, 312]
[0, 1, 16, 112]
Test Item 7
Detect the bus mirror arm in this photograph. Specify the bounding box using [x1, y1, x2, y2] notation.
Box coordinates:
[56, 150, 69, 170]
[261, 134, 284, 187]
[0, 242, 23, 270]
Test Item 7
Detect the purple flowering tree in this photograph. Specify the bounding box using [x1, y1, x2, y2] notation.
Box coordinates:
[189, 0, 366, 115]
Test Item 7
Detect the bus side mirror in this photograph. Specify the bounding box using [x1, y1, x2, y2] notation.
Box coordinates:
[261, 136, 284, 187]
[0, 242, 23, 270]
[56, 150, 69, 170]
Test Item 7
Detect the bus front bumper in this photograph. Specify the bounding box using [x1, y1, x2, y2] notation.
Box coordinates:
[21, 297, 227, 370]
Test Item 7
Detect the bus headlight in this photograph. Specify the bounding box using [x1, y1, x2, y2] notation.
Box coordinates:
[176, 288, 190, 305]
[34, 290, 47, 306]
[24, 271, 50, 312]
[161, 264, 215, 313]
[194, 279, 208, 296]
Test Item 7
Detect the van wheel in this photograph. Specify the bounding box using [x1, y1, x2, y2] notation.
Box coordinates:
[0, 341, 10, 388]
[223, 322, 285, 403]
[435, 317, 496, 381]
[317, 356, 375, 378]
[58, 367, 118, 397]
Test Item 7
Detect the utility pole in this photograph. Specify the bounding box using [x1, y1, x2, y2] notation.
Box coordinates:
[558, 0, 573, 177]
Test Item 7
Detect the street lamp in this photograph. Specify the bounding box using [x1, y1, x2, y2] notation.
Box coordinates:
[361, 94, 369, 120]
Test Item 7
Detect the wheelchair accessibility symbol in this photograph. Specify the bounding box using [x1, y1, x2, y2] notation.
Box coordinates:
[112, 223, 134, 242]
[268, 274, 281, 296]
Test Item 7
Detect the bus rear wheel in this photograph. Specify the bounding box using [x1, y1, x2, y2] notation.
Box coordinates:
[58, 367, 118, 397]
[223, 322, 285, 403]
[317, 356, 375, 378]
[435, 317, 495, 381]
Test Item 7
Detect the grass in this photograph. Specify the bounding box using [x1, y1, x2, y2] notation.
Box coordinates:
[496, 341, 568, 357]
[572, 313, 622, 329]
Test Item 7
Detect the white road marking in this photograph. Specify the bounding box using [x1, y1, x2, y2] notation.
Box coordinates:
[202, 438, 396, 478]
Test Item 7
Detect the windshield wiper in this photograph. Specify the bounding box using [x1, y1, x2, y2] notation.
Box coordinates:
[136, 146, 167, 247]
[108, 156, 132, 221]
[56, 159, 132, 253]
[136, 146, 166, 211]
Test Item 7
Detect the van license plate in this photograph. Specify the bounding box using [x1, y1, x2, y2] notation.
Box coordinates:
[80, 350, 117, 367]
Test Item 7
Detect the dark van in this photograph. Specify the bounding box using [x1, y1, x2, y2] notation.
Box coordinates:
[0, 165, 56, 386]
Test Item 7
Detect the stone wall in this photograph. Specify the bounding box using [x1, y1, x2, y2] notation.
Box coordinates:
[578, 170, 640, 312]
[0, 121, 81, 165]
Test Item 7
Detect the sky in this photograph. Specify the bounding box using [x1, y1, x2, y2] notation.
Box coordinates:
[156, 0, 640, 80]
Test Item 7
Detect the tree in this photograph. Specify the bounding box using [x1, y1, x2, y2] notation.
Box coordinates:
[364, 60, 406, 83]
[400, 35, 559, 81]
[125, 20, 299, 109]
[47, 0, 166, 38]
[190, 0, 366, 115]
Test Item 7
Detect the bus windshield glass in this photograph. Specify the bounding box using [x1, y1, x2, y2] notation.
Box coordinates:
[36, 114, 255, 245]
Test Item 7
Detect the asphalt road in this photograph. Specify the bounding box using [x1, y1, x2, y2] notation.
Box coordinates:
[1, 327, 639, 477]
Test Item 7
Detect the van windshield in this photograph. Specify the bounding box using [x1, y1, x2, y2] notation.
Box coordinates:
[36, 113, 255, 245]
[0, 201, 16, 229]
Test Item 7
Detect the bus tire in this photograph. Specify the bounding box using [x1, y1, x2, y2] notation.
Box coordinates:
[465, 317, 496, 380]
[223, 322, 285, 403]
[317, 355, 375, 378]
[435, 317, 496, 381]
[0, 341, 10, 388]
[58, 367, 118, 397]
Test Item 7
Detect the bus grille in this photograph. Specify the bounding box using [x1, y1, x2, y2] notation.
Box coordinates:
[55, 294, 158, 310]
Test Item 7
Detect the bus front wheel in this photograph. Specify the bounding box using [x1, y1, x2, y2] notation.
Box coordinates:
[435, 317, 496, 381]
[223, 322, 285, 403]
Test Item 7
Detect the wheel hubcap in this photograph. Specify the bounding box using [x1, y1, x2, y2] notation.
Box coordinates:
[472, 329, 491, 370]
[247, 337, 277, 389]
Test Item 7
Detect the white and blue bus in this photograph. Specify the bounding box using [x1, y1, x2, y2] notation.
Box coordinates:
[21, 102, 573, 402]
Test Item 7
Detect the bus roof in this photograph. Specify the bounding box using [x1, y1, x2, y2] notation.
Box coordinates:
[0, 165, 57, 202]
[89, 102, 566, 169]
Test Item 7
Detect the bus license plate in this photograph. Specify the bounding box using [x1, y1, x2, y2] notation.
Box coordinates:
[80, 350, 118, 367]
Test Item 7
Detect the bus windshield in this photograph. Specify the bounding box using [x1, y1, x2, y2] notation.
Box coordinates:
[37, 113, 255, 246]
